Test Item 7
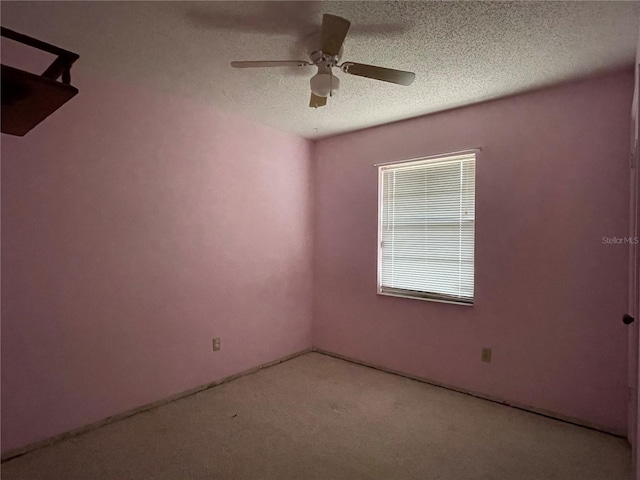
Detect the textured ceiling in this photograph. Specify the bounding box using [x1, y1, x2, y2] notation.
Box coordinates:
[1, 1, 639, 139]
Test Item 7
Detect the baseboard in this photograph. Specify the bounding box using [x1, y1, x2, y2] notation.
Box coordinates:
[1, 347, 312, 463]
[312, 348, 626, 438]
[3, 345, 624, 463]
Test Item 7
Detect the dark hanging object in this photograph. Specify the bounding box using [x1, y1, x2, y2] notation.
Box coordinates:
[1, 27, 79, 136]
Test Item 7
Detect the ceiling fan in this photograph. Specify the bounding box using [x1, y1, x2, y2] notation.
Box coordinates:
[230, 14, 416, 108]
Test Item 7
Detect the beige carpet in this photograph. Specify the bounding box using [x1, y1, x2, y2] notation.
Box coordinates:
[1, 352, 631, 479]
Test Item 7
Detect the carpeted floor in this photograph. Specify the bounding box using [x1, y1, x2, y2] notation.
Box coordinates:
[1, 352, 631, 479]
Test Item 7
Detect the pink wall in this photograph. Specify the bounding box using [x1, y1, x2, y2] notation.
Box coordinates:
[313, 71, 634, 434]
[1, 70, 313, 453]
[0, 44, 633, 455]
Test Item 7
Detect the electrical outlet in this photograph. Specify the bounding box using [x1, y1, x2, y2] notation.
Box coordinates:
[212, 338, 221, 352]
[481, 348, 492, 363]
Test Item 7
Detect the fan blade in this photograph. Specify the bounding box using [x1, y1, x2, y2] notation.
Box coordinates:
[341, 62, 415, 86]
[321, 14, 351, 56]
[231, 60, 311, 68]
[309, 93, 327, 108]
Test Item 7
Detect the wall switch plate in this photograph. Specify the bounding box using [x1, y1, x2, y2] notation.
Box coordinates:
[481, 348, 492, 363]
[212, 338, 221, 351]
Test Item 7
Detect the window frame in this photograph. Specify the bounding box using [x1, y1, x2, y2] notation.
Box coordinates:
[376, 151, 477, 306]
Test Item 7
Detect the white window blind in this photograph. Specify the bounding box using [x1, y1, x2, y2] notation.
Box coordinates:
[378, 153, 476, 304]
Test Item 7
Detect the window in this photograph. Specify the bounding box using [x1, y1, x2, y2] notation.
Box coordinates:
[377, 152, 476, 304]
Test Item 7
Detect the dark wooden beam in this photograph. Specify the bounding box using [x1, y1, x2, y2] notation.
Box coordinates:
[1, 27, 78, 61]
[1, 27, 79, 84]
[1, 26, 79, 135]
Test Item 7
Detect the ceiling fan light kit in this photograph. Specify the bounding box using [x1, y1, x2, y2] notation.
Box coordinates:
[310, 72, 339, 98]
[231, 14, 416, 108]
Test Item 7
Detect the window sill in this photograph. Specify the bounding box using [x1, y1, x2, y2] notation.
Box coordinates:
[377, 291, 474, 307]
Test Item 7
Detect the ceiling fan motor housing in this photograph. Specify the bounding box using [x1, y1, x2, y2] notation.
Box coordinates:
[308, 40, 342, 99]
[307, 30, 344, 64]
